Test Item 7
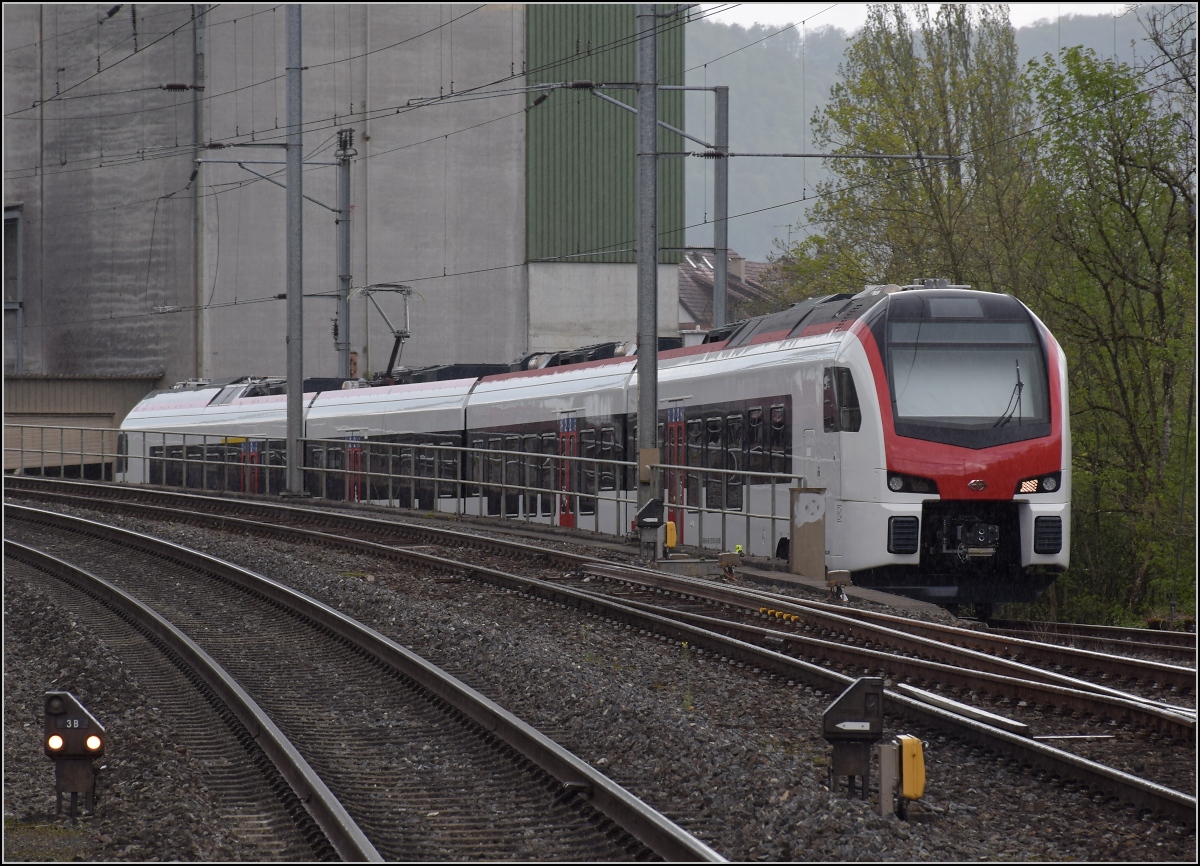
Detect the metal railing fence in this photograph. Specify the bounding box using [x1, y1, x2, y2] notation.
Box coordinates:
[7, 425, 800, 556]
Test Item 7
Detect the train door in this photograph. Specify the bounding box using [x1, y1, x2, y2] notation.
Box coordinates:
[240, 440, 261, 493]
[346, 436, 363, 502]
[558, 415, 578, 528]
[664, 406, 686, 545]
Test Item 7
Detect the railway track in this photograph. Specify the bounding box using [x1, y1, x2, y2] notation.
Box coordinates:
[8, 479, 1191, 699]
[5, 478, 1195, 825]
[983, 618, 1195, 664]
[3, 554, 338, 862]
[4, 505, 724, 862]
[7, 479, 1194, 686]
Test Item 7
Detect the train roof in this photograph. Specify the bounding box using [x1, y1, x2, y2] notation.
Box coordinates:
[144, 282, 1017, 405]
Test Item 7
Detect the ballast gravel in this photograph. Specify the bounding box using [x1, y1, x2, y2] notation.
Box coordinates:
[3, 563, 259, 862]
[4, 502, 1195, 862]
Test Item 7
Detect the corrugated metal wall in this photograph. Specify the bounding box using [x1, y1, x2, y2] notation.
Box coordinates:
[526, 5, 684, 265]
[3, 375, 161, 470]
[3, 376, 161, 419]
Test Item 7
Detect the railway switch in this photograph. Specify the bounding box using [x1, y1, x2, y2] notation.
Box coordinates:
[821, 677, 883, 800]
[826, 569, 850, 602]
[43, 691, 105, 818]
[878, 735, 926, 819]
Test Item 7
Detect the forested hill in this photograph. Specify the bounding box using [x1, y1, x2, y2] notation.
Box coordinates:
[684, 11, 1152, 262]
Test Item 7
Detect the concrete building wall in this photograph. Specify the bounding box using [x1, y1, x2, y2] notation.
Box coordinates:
[528, 262, 679, 352]
[5, 4, 684, 387]
[197, 4, 529, 380]
[3, 4, 198, 378]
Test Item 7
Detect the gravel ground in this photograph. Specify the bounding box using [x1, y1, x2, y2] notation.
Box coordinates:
[4, 502, 1196, 862]
[3, 563, 265, 862]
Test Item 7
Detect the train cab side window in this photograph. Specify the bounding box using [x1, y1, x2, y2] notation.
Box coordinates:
[823, 367, 862, 433]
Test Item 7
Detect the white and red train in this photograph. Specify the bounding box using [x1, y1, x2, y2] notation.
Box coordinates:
[120, 282, 1070, 608]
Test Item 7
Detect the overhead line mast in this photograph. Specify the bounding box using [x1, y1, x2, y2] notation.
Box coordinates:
[636, 4, 661, 561]
[285, 3, 304, 497]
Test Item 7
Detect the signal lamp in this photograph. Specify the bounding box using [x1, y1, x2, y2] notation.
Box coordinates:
[86, 735, 103, 751]
[47, 735, 64, 751]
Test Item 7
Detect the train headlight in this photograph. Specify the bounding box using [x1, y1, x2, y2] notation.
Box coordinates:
[886, 472, 939, 495]
[1041, 475, 1058, 492]
[86, 735, 103, 751]
[47, 735, 64, 751]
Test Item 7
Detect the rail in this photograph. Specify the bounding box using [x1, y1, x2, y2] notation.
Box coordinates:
[4, 538, 381, 862]
[7, 504, 727, 862]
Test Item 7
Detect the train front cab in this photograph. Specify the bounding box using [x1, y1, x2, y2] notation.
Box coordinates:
[841, 289, 1070, 607]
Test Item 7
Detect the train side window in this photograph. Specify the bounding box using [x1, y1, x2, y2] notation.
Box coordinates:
[544, 429, 556, 491]
[523, 434, 539, 490]
[625, 420, 637, 490]
[580, 428, 597, 495]
[488, 437, 503, 486]
[706, 416, 724, 508]
[706, 415, 723, 450]
[824, 367, 862, 433]
[725, 413, 744, 462]
[468, 436, 485, 490]
[770, 404, 788, 474]
[725, 413, 744, 510]
[748, 406, 765, 474]
[599, 427, 616, 490]
[505, 435, 522, 485]
[686, 418, 704, 503]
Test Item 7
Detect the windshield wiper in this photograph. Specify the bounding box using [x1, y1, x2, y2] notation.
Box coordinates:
[993, 359, 1024, 428]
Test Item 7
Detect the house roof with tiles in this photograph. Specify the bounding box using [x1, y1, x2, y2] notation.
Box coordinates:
[677, 250, 773, 331]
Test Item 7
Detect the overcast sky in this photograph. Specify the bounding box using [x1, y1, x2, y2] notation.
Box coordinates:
[701, 3, 1131, 33]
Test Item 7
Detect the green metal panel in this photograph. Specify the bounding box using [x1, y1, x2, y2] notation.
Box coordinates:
[526, 5, 684, 264]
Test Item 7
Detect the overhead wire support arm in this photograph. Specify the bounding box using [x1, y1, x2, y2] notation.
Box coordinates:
[196, 159, 341, 165]
[222, 163, 340, 212]
[587, 89, 714, 149]
[206, 141, 289, 149]
[660, 151, 962, 160]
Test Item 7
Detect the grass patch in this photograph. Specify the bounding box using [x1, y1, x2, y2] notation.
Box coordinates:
[3, 817, 91, 862]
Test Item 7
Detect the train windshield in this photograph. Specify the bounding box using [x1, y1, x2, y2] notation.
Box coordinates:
[885, 307, 1050, 448]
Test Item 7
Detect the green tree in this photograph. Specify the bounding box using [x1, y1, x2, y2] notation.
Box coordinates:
[1026, 45, 1195, 620]
[771, 3, 1039, 296]
[767, 3, 1196, 624]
